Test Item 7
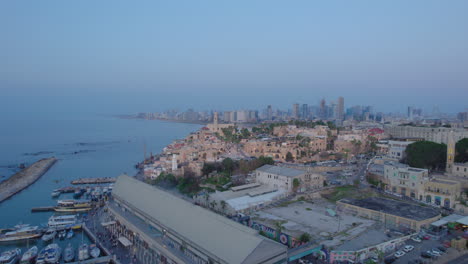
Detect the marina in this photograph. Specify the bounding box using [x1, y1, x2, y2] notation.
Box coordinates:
[71, 178, 116, 185]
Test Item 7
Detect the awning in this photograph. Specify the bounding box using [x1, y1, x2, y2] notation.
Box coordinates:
[118, 236, 132, 247]
[456, 216, 468, 226]
[431, 220, 448, 227]
[101, 221, 116, 227]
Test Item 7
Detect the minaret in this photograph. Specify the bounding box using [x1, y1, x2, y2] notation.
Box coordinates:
[446, 130, 455, 174]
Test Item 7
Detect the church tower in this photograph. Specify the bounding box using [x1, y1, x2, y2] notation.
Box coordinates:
[446, 130, 455, 174]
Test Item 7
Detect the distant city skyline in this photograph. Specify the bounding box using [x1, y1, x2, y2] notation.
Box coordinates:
[1, 1, 467, 118]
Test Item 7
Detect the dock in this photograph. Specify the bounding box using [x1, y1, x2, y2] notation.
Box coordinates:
[31, 206, 56, 212]
[71, 177, 116, 185]
[68, 256, 113, 264]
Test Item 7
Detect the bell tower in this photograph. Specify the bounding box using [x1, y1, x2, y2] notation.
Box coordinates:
[446, 130, 455, 174]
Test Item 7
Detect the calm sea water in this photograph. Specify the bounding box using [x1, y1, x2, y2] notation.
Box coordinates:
[0, 114, 200, 252]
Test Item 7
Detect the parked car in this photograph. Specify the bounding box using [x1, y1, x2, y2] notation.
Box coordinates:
[431, 249, 443, 256]
[403, 245, 414, 252]
[422, 235, 431, 240]
[426, 251, 438, 258]
[411, 236, 422, 243]
[394, 251, 405, 258]
[421, 252, 432, 258]
[437, 246, 447, 252]
[384, 256, 397, 264]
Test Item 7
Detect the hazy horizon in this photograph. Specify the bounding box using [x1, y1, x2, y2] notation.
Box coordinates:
[1, 1, 467, 118]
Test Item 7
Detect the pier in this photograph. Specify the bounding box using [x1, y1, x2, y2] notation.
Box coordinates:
[72, 177, 116, 185]
[68, 256, 113, 264]
[31, 206, 56, 212]
[0, 157, 57, 203]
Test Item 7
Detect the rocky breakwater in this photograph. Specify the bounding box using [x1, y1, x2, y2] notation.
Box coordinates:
[0, 157, 57, 203]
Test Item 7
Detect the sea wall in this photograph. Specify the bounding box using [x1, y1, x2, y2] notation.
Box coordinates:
[0, 157, 57, 203]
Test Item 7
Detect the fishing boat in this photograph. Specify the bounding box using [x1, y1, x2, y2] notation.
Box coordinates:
[41, 228, 56, 242]
[63, 244, 74, 263]
[48, 215, 82, 230]
[35, 248, 47, 264]
[44, 243, 61, 264]
[89, 244, 100, 258]
[66, 230, 74, 239]
[77, 244, 89, 261]
[20, 246, 38, 264]
[0, 248, 21, 264]
[0, 225, 42, 242]
[54, 200, 92, 213]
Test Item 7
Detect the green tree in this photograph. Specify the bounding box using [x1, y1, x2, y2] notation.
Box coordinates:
[299, 233, 311, 243]
[222, 158, 235, 175]
[403, 141, 447, 170]
[293, 178, 301, 192]
[455, 138, 468, 163]
[220, 200, 227, 213]
[285, 152, 294, 162]
[274, 221, 284, 237]
[241, 128, 251, 138]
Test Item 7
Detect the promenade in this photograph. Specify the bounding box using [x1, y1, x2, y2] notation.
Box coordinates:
[0, 157, 57, 203]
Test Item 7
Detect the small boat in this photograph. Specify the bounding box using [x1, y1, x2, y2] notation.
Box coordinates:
[51, 189, 60, 198]
[20, 246, 38, 264]
[77, 244, 89, 261]
[0, 224, 42, 242]
[58, 230, 66, 240]
[41, 228, 56, 242]
[63, 244, 74, 263]
[89, 244, 100, 258]
[66, 230, 74, 239]
[44, 243, 61, 264]
[35, 248, 47, 264]
[0, 248, 21, 264]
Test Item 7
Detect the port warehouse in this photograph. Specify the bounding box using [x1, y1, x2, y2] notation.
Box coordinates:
[108, 175, 288, 264]
[337, 197, 441, 232]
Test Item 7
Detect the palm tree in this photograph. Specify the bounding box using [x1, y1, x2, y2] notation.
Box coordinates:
[220, 200, 227, 214]
[274, 221, 284, 240]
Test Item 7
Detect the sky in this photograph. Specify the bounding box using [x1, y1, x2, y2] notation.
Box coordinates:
[1, 0, 467, 117]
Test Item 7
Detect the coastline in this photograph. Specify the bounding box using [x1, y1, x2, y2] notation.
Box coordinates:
[0, 157, 57, 203]
[115, 115, 209, 125]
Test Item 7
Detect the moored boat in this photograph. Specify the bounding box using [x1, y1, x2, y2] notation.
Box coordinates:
[44, 243, 61, 264]
[51, 190, 60, 198]
[41, 228, 56, 242]
[89, 244, 100, 258]
[63, 244, 74, 263]
[0, 248, 21, 264]
[58, 230, 66, 240]
[77, 244, 89, 261]
[35, 248, 47, 264]
[54, 199, 91, 213]
[0, 225, 42, 242]
[20, 246, 37, 264]
[73, 189, 85, 199]
[66, 230, 74, 239]
[48, 215, 82, 230]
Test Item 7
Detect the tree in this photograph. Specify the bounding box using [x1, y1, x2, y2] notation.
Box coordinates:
[455, 138, 468, 163]
[299, 233, 311, 243]
[274, 221, 284, 235]
[285, 152, 294, 162]
[293, 178, 300, 192]
[403, 141, 447, 170]
[220, 200, 227, 214]
[241, 128, 251, 138]
[222, 158, 235, 175]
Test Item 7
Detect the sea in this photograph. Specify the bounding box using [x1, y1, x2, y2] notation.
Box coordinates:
[0, 113, 201, 254]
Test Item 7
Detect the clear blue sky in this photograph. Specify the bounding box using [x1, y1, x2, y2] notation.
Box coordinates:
[1, 0, 467, 116]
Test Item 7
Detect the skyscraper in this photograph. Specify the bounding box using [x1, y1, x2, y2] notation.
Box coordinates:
[319, 99, 326, 120]
[301, 104, 309, 119]
[292, 104, 300, 119]
[336, 97, 344, 121]
[267, 105, 273, 120]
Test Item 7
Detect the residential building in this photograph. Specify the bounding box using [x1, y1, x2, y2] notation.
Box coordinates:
[423, 179, 461, 208]
[255, 165, 323, 194]
[109, 175, 288, 264]
[383, 161, 429, 199]
[292, 104, 299, 119]
[384, 125, 468, 144]
[386, 138, 420, 160]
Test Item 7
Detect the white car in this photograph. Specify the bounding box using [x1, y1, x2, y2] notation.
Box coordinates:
[394, 251, 406, 258]
[411, 236, 422, 243]
[403, 245, 414, 252]
[431, 249, 442, 256]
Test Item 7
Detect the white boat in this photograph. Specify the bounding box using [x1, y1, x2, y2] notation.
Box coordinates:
[77, 244, 89, 261]
[63, 244, 74, 263]
[35, 248, 47, 264]
[55, 200, 91, 213]
[20, 246, 37, 264]
[0, 225, 42, 242]
[0, 248, 21, 264]
[44, 243, 61, 264]
[66, 230, 74, 239]
[48, 215, 81, 230]
[41, 229, 56, 242]
[89, 244, 100, 258]
[51, 190, 60, 198]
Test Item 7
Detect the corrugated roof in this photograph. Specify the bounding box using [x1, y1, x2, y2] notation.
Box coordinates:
[256, 165, 305, 177]
[113, 175, 286, 264]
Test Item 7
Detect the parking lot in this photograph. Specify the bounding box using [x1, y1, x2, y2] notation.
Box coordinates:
[390, 236, 445, 263]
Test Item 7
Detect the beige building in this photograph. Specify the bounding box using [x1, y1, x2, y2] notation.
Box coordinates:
[337, 197, 441, 231]
[423, 179, 461, 209]
[383, 161, 429, 199]
[384, 125, 468, 144]
[255, 165, 323, 194]
[206, 112, 234, 135]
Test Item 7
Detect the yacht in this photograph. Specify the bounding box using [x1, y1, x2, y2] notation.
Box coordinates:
[48, 215, 82, 230]
[35, 248, 47, 264]
[55, 200, 91, 213]
[0, 225, 42, 242]
[44, 244, 61, 264]
[41, 229, 56, 242]
[63, 244, 74, 263]
[20, 246, 37, 264]
[0, 248, 21, 264]
[77, 244, 89, 261]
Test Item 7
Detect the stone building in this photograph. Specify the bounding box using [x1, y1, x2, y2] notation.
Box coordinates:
[255, 165, 323, 194]
[383, 161, 429, 199]
[384, 125, 468, 144]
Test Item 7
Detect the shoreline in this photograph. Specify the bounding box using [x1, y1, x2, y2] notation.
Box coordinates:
[0, 157, 57, 203]
[115, 115, 209, 125]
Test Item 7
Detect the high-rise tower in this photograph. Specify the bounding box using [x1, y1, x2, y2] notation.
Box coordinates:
[446, 130, 455, 174]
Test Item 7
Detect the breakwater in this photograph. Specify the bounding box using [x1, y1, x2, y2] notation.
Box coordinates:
[0, 157, 57, 203]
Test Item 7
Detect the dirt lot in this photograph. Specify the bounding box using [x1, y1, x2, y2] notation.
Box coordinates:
[252, 198, 375, 242]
